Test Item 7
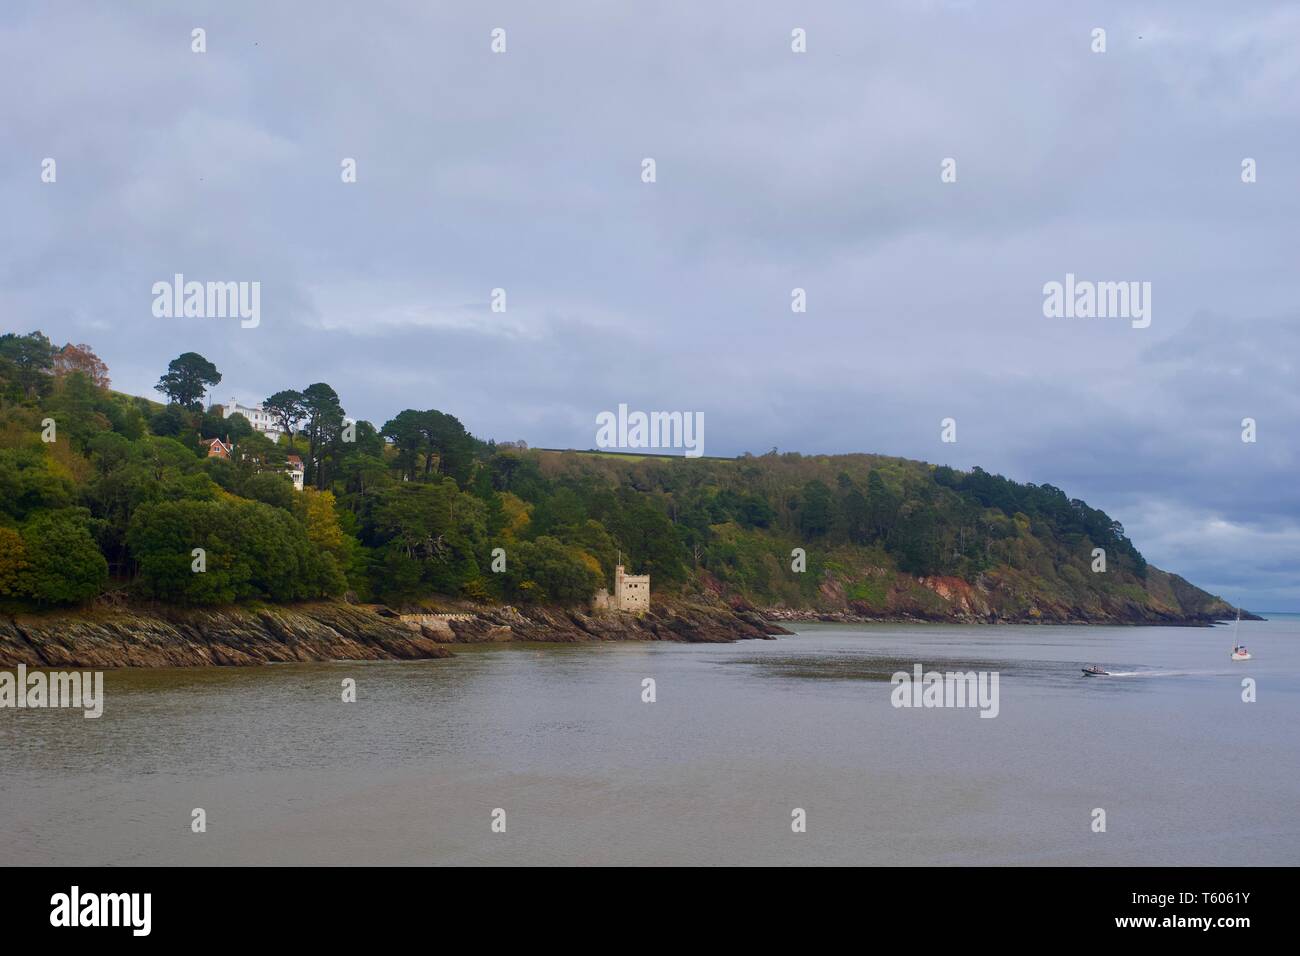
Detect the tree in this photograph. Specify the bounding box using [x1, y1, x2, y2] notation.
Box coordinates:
[126, 500, 241, 604]
[302, 488, 348, 563]
[155, 352, 221, 409]
[339, 418, 385, 459]
[52, 343, 110, 388]
[420, 410, 476, 485]
[382, 409, 427, 481]
[149, 404, 190, 437]
[381, 409, 477, 485]
[0, 331, 56, 402]
[241, 472, 297, 512]
[360, 479, 488, 600]
[19, 509, 108, 604]
[264, 389, 305, 447]
[46, 371, 109, 450]
[798, 479, 834, 537]
[842, 487, 870, 544]
[504, 536, 602, 605]
[865, 471, 900, 542]
[337, 453, 389, 496]
[0, 448, 75, 522]
[0, 527, 29, 596]
[127, 498, 344, 604]
[893, 503, 941, 576]
[300, 383, 344, 489]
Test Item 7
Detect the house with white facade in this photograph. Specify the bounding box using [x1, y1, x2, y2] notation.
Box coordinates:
[222, 397, 283, 442]
[285, 454, 305, 492]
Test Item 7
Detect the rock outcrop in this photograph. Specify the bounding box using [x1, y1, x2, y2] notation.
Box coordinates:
[0, 602, 454, 669]
[0, 598, 787, 668]
[427, 600, 785, 645]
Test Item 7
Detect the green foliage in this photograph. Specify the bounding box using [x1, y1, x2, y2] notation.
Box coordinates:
[263, 389, 305, 445]
[300, 382, 344, 490]
[155, 352, 221, 409]
[241, 471, 297, 511]
[203, 410, 252, 443]
[0, 331, 57, 403]
[358, 479, 487, 602]
[0, 527, 29, 596]
[127, 498, 343, 604]
[0, 447, 75, 521]
[19, 509, 108, 604]
[381, 408, 478, 485]
[502, 536, 603, 604]
[0, 329, 1196, 618]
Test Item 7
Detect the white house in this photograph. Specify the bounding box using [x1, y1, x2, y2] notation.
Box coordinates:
[285, 454, 305, 492]
[223, 397, 283, 442]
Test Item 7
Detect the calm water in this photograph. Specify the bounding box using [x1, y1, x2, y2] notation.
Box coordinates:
[2, 617, 1298, 866]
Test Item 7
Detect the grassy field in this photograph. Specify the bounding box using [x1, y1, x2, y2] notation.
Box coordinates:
[533, 447, 737, 462]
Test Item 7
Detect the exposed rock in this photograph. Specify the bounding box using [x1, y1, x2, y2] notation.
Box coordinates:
[444, 598, 788, 645]
[0, 602, 454, 669]
[0, 597, 785, 668]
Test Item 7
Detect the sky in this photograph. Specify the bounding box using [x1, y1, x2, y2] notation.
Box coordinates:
[2, 1, 1297, 610]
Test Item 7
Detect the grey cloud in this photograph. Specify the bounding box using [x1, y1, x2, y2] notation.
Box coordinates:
[2, 0, 1297, 608]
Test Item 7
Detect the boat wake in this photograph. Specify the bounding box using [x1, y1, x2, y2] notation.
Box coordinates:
[1093, 669, 1225, 679]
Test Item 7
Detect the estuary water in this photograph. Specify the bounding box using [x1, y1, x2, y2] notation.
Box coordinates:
[2, 617, 1298, 866]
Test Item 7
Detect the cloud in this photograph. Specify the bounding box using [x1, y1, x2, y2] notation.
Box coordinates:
[2, 0, 1297, 607]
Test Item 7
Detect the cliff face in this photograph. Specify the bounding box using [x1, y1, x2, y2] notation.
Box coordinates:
[0, 599, 787, 669]
[755, 564, 1255, 625]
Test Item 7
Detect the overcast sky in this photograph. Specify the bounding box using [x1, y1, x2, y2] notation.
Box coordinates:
[2, 1, 1297, 610]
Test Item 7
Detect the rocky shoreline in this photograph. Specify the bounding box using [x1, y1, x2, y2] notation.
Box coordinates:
[0, 589, 1260, 669]
[0, 599, 788, 669]
[757, 606, 1262, 627]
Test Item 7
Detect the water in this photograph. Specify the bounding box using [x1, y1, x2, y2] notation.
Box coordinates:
[3, 617, 1297, 866]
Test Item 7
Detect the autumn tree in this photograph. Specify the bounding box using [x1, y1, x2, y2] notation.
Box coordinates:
[53, 343, 110, 388]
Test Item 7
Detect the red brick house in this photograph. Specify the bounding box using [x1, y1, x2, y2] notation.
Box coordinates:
[202, 437, 233, 460]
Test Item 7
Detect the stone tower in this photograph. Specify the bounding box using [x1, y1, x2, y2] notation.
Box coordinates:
[613, 564, 650, 612]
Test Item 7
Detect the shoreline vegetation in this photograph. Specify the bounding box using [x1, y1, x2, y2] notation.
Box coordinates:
[0, 331, 1255, 669]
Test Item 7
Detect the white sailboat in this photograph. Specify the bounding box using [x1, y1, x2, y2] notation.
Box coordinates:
[1229, 610, 1251, 661]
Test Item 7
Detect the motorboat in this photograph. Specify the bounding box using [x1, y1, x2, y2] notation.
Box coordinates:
[1082, 664, 1109, 676]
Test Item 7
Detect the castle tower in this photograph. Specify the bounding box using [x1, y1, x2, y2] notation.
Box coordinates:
[613, 564, 650, 613]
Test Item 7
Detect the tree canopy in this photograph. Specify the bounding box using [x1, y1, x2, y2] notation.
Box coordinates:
[155, 352, 221, 409]
[0, 333, 1173, 618]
